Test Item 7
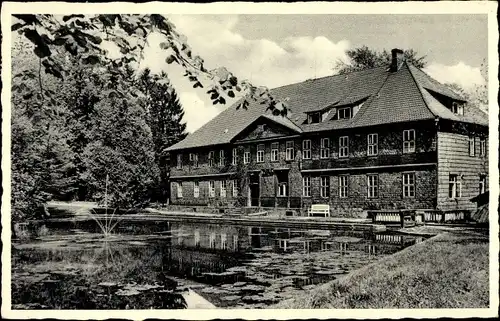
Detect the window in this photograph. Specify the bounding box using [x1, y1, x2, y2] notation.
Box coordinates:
[194, 181, 200, 198]
[271, 142, 279, 161]
[176, 182, 183, 198]
[337, 107, 351, 120]
[402, 173, 415, 198]
[451, 102, 464, 115]
[220, 180, 226, 198]
[189, 153, 198, 167]
[448, 174, 461, 199]
[194, 229, 200, 247]
[308, 112, 321, 124]
[176, 154, 183, 169]
[232, 180, 238, 197]
[469, 136, 475, 156]
[232, 148, 237, 165]
[220, 233, 227, 250]
[320, 176, 330, 198]
[209, 181, 215, 198]
[276, 171, 288, 197]
[219, 150, 225, 166]
[320, 138, 330, 159]
[208, 151, 214, 167]
[367, 175, 378, 198]
[339, 136, 349, 158]
[479, 138, 486, 157]
[403, 129, 415, 153]
[339, 176, 348, 198]
[479, 175, 487, 194]
[285, 141, 294, 160]
[367, 133, 378, 156]
[232, 235, 239, 250]
[243, 150, 250, 164]
[257, 144, 265, 163]
[209, 232, 216, 249]
[303, 176, 311, 197]
[302, 140, 311, 159]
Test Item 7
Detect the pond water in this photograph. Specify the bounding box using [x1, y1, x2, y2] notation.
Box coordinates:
[11, 219, 425, 309]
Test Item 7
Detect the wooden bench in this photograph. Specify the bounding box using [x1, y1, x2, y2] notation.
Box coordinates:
[308, 204, 330, 217]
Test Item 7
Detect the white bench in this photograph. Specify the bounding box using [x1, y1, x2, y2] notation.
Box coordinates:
[308, 204, 330, 217]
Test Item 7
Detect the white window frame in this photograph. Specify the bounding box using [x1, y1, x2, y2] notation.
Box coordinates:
[302, 140, 311, 160]
[402, 172, 416, 198]
[285, 141, 294, 160]
[367, 133, 378, 156]
[194, 229, 200, 247]
[320, 138, 330, 159]
[449, 174, 461, 199]
[189, 153, 198, 167]
[320, 176, 330, 198]
[303, 176, 311, 197]
[219, 150, 225, 166]
[176, 154, 183, 169]
[232, 148, 237, 165]
[220, 180, 227, 198]
[367, 175, 378, 198]
[209, 232, 216, 249]
[338, 107, 352, 120]
[479, 175, 487, 194]
[232, 235, 239, 250]
[177, 182, 183, 198]
[339, 136, 349, 158]
[209, 181, 215, 198]
[452, 102, 464, 115]
[271, 142, 279, 162]
[469, 136, 475, 157]
[220, 233, 227, 250]
[403, 129, 415, 154]
[232, 180, 238, 197]
[194, 181, 200, 198]
[479, 138, 486, 157]
[208, 151, 214, 167]
[243, 151, 250, 164]
[308, 112, 321, 124]
[339, 175, 348, 198]
[257, 144, 265, 163]
[277, 183, 288, 197]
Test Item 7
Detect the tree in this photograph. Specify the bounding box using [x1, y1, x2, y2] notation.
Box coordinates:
[137, 68, 188, 202]
[334, 46, 427, 74]
[12, 14, 289, 115]
[446, 59, 488, 113]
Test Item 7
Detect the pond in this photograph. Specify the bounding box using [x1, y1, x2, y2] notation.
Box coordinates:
[11, 218, 425, 309]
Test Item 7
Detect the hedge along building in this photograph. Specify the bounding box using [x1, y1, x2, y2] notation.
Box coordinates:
[165, 49, 488, 216]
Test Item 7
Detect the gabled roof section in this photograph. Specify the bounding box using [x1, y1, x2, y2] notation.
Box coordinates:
[260, 114, 303, 133]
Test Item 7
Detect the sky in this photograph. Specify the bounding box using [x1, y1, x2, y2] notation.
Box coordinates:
[137, 14, 488, 133]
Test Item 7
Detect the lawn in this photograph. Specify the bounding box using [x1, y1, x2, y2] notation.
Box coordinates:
[276, 228, 489, 309]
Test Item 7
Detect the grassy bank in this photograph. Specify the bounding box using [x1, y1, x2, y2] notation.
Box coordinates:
[276, 228, 489, 309]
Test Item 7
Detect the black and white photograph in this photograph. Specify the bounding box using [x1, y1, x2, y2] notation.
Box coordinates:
[1, 1, 498, 319]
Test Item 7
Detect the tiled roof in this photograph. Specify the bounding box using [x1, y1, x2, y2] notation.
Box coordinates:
[166, 61, 488, 151]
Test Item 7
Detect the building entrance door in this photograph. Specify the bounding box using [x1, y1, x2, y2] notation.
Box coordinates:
[248, 172, 260, 207]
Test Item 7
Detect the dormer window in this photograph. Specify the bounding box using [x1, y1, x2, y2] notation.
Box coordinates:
[337, 107, 352, 120]
[308, 112, 321, 124]
[451, 102, 464, 115]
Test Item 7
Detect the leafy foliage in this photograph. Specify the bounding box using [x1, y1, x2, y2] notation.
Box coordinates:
[13, 14, 288, 115]
[334, 46, 427, 74]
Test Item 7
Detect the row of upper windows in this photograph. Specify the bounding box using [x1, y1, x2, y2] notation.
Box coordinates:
[176, 130, 417, 169]
[175, 131, 487, 169]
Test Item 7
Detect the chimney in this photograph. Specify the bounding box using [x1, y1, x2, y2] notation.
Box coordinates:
[390, 48, 404, 72]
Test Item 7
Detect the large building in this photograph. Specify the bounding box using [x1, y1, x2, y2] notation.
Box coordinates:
[165, 49, 488, 216]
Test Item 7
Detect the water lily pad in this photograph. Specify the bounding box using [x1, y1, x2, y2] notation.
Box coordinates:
[221, 295, 241, 301]
[115, 288, 140, 296]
